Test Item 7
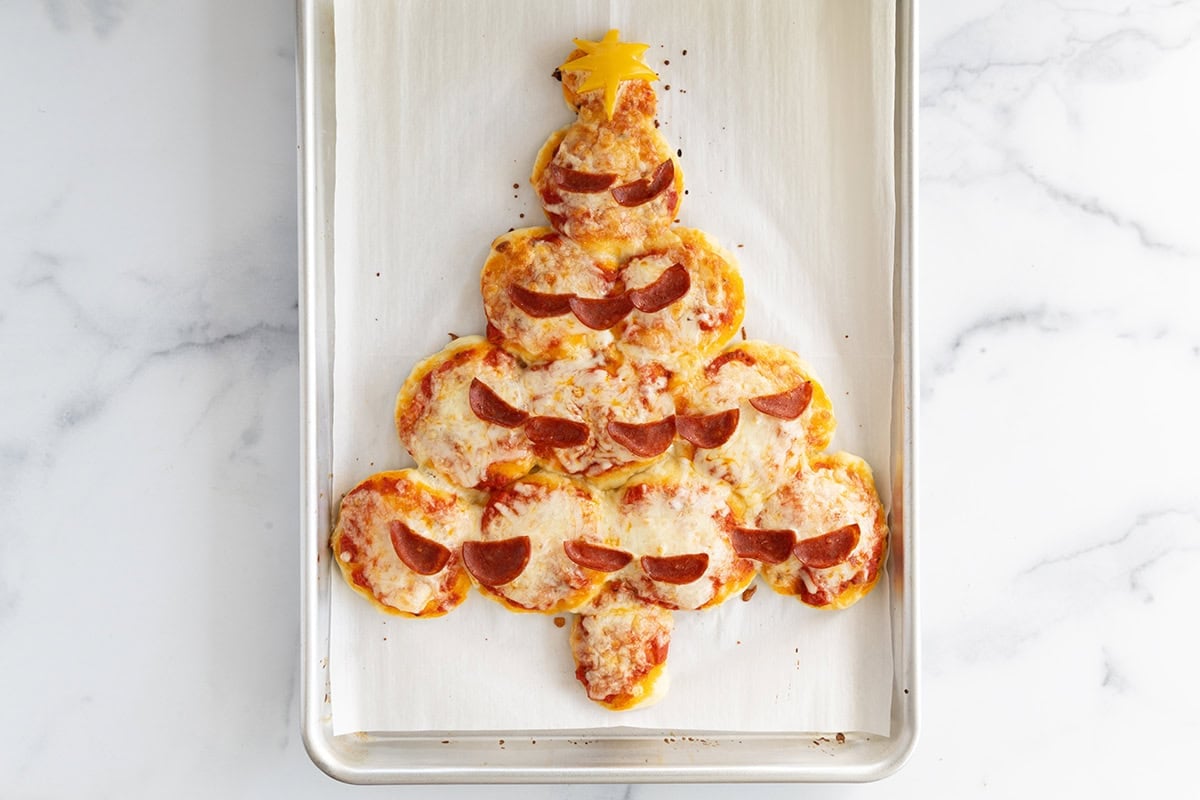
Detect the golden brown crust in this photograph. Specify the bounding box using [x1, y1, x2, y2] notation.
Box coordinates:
[616, 228, 746, 370]
[394, 336, 536, 490]
[756, 452, 888, 609]
[570, 586, 673, 710]
[672, 340, 836, 507]
[330, 470, 477, 617]
[481, 227, 619, 363]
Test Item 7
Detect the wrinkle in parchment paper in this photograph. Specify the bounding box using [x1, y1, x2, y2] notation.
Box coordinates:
[330, 0, 895, 735]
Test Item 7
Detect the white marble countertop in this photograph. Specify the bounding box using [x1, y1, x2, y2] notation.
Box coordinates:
[3, 0, 1197, 796]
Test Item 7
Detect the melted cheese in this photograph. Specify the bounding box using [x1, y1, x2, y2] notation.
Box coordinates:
[395, 337, 535, 489]
[614, 457, 753, 610]
[757, 452, 887, 608]
[331, 470, 478, 616]
[525, 352, 675, 483]
[479, 473, 606, 613]
[678, 341, 835, 509]
[618, 229, 745, 369]
[481, 228, 618, 362]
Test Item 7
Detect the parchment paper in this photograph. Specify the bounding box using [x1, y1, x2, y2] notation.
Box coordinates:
[330, 0, 896, 735]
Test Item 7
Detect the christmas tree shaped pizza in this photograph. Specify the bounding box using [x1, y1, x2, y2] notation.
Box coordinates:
[332, 31, 888, 710]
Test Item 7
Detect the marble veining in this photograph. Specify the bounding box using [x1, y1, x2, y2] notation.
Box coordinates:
[2, 0, 1198, 796]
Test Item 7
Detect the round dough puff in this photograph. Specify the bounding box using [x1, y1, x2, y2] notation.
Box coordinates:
[330, 469, 477, 617]
[617, 228, 745, 370]
[524, 352, 676, 488]
[475, 472, 610, 614]
[756, 452, 888, 609]
[532, 73, 682, 261]
[570, 585, 674, 711]
[673, 340, 836, 509]
[613, 456, 755, 611]
[395, 336, 535, 491]
[481, 227, 619, 363]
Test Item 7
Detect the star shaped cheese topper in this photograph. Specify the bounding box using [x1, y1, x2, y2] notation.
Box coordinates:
[559, 29, 659, 120]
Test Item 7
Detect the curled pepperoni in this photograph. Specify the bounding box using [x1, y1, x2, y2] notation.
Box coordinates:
[550, 163, 618, 193]
[611, 159, 675, 207]
[389, 520, 452, 575]
[675, 409, 739, 449]
[462, 536, 531, 586]
[563, 540, 633, 572]
[525, 416, 590, 448]
[793, 523, 861, 568]
[731, 527, 796, 564]
[705, 349, 757, 376]
[507, 284, 575, 318]
[569, 294, 634, 330]
[628, 264, 690, 313]
[606, 416, 676, 458]
[468, 379, 528, 428]
[749, 382, 813, 420]
[640, 553, 709, 585]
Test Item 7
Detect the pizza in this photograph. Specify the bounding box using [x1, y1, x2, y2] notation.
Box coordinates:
[335, 30, 889, 712]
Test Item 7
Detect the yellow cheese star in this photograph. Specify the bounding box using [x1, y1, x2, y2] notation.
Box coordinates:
[559, 29, 659, 120]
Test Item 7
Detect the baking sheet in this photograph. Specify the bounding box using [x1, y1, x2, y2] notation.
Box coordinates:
[329, 0, 896, 735]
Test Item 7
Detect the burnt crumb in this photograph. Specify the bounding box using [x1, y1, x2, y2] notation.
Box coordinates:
[677, 148, 683, 157]
[836, 732, 846, 744]
[375, 272, 380, 277]
[664, 59, 670, 65]
[737, 243, 744, 248]
[904, 689, 910, 694]
[844, 334, 850, 339]
[441, 740, 450, 744]
[740, 326, 747, 340]
[684, 189, 689, 195]
[664, 84, 671, 90]
[519, 213, 525, 218]
[553, 616, 566, 628]
[653, 119, 660, 128]
[448, 332, 460, 341]
[679, 89, 686, 94]
[551, 68, 562, 82]
[513, 183, 520, 189]
[682, 49, 688, 55]
[507, 227, 515, 232]
[498, 739, 505, 747]
[741, 585, 757, 602]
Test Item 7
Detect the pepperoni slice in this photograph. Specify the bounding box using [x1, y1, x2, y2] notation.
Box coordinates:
[793, 523, 861, 569]
[550, 163, 617, 193]
[563, 540, 633, 572]
[468, 378, 528, 428]
[462, 536, 531, 586]
[705, 349, 757, 376]
[628, 264, 690, 313]
[525, 416, 590, 448]
[507, 284, 575, 318]
[749, 382, 813, 420]
[640, 553, 709, 585]
[611, 159, 675, 207]
[606, 416, 676, 457]
[675, 409, 739, 449]
[388, 520, 452, 575]
[731, 527, 796, 564]
[569, 294, 634, 330]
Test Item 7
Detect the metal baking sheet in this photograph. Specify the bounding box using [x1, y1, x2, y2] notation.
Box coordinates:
[299, 0, 917, 782]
